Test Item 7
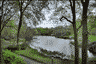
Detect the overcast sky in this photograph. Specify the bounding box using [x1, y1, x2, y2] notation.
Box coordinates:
[33, 1, 96, 28]
[15, 1, 96, 28]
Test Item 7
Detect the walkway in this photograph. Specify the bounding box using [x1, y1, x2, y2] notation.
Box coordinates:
[17, 54, 42, 64]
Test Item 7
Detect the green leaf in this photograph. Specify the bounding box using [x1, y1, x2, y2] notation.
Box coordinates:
[16, 1, 19, 6]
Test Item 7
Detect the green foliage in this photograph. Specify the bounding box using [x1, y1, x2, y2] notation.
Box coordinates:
[92, 57, 96, 61]
[1, 20, 18, 40]
[91, 18, 96, 29]
[16, 1, 20, 6]
[2, 49, 26, 64]
[19, 25, 27, 38]
[88, 15, 96, 29]
[88, 35, 96, 42]
[1, 27, 17, 39]
[6, 20, 15, 27]
[36, 28, 53, 35]
[37, 28, 47, 33]
[87, 15, 96, 35]
[32, 29, 38, 35]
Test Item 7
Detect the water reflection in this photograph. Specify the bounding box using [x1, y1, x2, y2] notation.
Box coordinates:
[30, 36, 94, 59]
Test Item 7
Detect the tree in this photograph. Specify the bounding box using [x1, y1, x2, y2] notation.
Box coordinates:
[49, 0, 95, 64]
[50, 0, 79, 64]
[0, 2, 18, 33]
[0, 0, 49, 63]
[16, 0, 31, 50]
[0, 0, 6, 63]
[60, 0, 89, 64]
[16, 0, 50, 49]
[79, 0, 89, 64]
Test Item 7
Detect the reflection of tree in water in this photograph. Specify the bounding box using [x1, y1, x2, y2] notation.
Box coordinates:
[45, 40, 53, 46]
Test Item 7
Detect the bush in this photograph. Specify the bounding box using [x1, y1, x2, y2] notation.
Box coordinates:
[2, 49, 26, 64]
[4, 43, 28, 52]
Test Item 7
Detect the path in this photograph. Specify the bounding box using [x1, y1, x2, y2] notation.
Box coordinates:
[16, 54, 42, 64]
[1, 38, 43, 64]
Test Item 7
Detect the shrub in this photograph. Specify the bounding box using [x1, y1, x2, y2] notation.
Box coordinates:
[4, 43, 28, 52]
[2, 49, 26, 64]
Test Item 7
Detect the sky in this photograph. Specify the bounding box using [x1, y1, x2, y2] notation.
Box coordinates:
[35, 1, 72, 28]
[34, 1, 96, 28]
[14, 1, 96, 28]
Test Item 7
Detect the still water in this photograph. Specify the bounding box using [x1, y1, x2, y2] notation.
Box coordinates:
[29, 36, 94, 59]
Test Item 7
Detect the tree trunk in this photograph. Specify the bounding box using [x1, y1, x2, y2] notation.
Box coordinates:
[17, 1, 23, 50]
[0, 16, 3, 64]
[73, 24, 79, 64]
[72, 0, 79, 64]
[0, 0, 5, 63]
[81, 1, 89, 64]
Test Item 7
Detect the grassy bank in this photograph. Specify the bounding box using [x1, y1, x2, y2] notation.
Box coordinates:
[2, 35, 95, 64]
[2, 38, 63, 64]
[13, 45, 87, 64]
[13, 46, 65, 64]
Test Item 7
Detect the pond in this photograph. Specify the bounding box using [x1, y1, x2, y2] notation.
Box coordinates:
[29, 36, 94, 60]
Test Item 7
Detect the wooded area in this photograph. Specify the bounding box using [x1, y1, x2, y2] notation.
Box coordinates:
[0, 0, 96, 64]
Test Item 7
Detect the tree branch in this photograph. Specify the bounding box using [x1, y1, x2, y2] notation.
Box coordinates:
[0, 13, 15, 33]
[76, 0, 81, 8]
[17, 0, 21, 9]
[77, 24, 82, 31]
[69, 0, 73, 12]
[3, 8, 13, 18]
[81, 0, 84, 5]
[22, 1, 31, 13]
[60, 16, 73, 24]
